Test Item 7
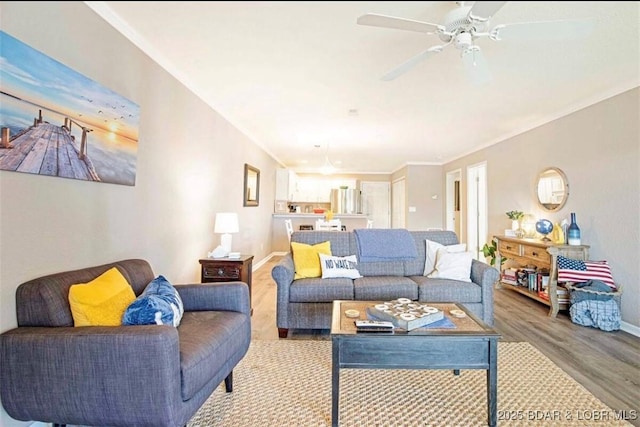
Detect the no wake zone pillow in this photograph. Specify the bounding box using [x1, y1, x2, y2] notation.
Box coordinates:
[319, 254, 362, 279]
[122, 275, 184, 327]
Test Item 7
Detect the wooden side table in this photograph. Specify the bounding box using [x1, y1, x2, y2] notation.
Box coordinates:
[199, 255, 254, 315]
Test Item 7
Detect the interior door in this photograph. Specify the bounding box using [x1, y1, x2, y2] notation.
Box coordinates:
[446, 169, 462, 236]
[360, 181, 390, 228]
[466, 162, 487, 259]
[391, 178, 406, 229]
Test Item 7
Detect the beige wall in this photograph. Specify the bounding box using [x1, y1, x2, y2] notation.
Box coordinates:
[405, 164, 444, 230]
[0, 4, 280, 424]
[444, 88, 640, 330]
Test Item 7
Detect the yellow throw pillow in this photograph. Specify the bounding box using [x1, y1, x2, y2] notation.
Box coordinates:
[68, 267, 136, 326]
[291, 241, 332, 279]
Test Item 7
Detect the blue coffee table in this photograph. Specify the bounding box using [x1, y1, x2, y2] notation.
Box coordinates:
[330, 300, 500, 426]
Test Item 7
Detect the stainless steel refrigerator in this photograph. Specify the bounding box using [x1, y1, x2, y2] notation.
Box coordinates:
[330, 188, 361, 214]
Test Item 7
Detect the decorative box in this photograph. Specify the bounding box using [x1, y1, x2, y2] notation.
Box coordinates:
[366, 298, 444, 331]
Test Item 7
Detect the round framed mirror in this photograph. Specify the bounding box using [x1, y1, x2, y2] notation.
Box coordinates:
[536, 167, 569, 212]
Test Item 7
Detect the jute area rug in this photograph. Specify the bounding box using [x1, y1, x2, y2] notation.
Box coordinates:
[188, 340, 630, 427]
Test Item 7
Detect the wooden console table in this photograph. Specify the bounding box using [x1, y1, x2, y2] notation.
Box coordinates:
[494, 236, 589, 317]
[199, 255, 254, 315]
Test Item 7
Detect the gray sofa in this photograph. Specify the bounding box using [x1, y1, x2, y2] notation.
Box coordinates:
[0, 259, 251, 427]
[272, 230, 499, 337]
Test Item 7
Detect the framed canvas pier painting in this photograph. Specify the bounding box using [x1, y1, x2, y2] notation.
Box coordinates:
[0, 31, 140, 186]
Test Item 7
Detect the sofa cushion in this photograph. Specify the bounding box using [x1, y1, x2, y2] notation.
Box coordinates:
[123, 275, 184, 327]
[427, 248, 473, 282]
[319, 254, 362, 279]
[291, 241, 332, 279]
[290, 277, 354, 302]
[291, 231, 352, 256]
[179, 310, 248, 400]
[412, 276, 482, 303]
[354, 276, 418, 300]
[357, 261, 405, 277]
[68, 267, 136, 327]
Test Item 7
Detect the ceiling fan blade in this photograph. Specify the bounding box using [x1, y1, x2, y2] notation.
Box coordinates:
[491, 19, 596, 41]
[461, 47, 492, 85]
[468, 1, 508, 22]
[381, 46, 443, 81]
[357, 13, 442, 34]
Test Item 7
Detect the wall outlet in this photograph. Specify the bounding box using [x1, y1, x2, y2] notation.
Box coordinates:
[408, 206, 417, 213]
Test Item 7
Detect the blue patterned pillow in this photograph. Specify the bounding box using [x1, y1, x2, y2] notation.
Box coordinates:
[123, 275, 184, 327]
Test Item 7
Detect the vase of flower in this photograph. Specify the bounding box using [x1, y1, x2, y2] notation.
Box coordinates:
[506, 211, 525, 237]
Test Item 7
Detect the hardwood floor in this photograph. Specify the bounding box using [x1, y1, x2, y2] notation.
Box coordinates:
[251, 255, 640, 426]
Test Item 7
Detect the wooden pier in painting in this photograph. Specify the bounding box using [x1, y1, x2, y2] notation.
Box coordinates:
[0, 120, 100, 182]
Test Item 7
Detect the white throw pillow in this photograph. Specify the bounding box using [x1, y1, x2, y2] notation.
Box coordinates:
[319, 254, 362, 279]
[427, 248, 473, 282]
[424, 240, 466, 276]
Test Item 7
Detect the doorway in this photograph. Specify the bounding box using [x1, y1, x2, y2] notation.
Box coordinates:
[466, 162, 487, 259]
[446, 169, 462, 236]
[360, 181, 391, 228]
[391, 178, 406, 228]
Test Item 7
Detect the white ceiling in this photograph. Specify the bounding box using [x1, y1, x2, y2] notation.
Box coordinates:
[89, 1, 640, 174]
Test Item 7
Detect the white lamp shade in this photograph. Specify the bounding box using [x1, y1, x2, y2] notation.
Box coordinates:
[214, 213, 239, 234]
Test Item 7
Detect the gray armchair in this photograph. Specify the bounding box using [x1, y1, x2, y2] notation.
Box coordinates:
[0, 259, 251, 427]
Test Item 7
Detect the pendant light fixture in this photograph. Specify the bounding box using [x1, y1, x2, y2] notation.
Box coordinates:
[319, 143, 335, 175]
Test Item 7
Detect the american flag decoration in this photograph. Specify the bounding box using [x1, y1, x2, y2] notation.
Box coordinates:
[557, 255, 616, 289]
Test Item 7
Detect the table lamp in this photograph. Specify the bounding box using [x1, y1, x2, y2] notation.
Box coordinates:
[214, 212, 239, 255]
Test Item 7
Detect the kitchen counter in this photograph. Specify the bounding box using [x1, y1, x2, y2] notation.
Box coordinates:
[272, 213, 366, 218]
[272, 213, 369, 252]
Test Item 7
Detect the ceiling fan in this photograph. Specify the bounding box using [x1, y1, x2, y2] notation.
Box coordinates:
[357, 1, 594, 84]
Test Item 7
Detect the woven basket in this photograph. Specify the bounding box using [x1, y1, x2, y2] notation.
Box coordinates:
[564, 283, 623, 306]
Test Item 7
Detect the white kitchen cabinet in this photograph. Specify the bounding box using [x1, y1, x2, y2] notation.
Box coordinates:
[290, 176, 357, 202]
[275, 169, 297, 201]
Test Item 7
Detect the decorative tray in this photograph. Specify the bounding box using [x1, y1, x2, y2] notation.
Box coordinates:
[366, 298, 444, 331]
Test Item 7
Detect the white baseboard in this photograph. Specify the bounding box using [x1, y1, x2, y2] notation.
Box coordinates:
[621, 321, 640, 337]
[252, 252, 278, 271]
[252, 252, 288, 272]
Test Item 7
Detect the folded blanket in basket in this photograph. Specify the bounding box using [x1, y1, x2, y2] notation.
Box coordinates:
[354, 229, 418, 262]
[570, 280, 616, 302]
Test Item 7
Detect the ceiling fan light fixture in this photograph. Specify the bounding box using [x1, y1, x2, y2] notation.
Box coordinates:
[454, 32, 472, 49]
[358, 1, 592, 84]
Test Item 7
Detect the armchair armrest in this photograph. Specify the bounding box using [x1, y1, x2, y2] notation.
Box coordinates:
[470, 259, 499, 325]
[471, 259, 499, 288]
[271, 254, 295, 329]
[0, 325, 181, 424]
[271, 254, 295, 287]
[175, 282, 250, 315]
